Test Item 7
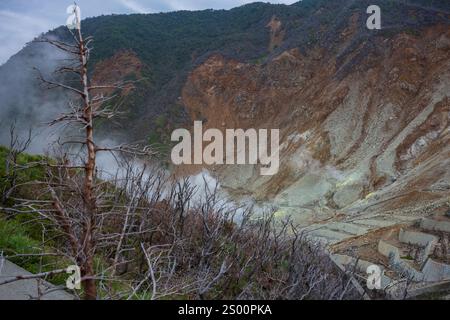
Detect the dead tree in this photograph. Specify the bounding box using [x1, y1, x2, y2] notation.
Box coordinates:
[35, 21, 100, 299]
[27, 8, 151, 299]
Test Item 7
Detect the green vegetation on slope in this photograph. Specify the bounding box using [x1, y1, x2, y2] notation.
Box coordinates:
[0, 147, 68, 285]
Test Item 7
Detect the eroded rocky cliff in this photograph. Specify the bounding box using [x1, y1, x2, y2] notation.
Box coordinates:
[181, 15, 450, 228]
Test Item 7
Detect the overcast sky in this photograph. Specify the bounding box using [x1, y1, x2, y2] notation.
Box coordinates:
[0, 0, 298, 65]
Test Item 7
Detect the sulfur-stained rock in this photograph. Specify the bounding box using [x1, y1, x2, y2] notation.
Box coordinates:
[333, 184, 364, 209]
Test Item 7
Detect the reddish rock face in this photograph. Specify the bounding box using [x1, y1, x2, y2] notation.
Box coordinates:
[91, 50, 143, 97]
[181, 24, 450, 214]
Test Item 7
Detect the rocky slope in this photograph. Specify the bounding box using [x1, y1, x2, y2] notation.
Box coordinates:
[182, 16, 450, 228]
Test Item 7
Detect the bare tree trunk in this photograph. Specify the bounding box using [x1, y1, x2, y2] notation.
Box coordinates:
[78, 26, 97, 301]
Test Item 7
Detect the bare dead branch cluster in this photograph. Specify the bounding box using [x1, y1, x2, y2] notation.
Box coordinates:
[0, 122, 32, 205]
[2, 155, 362, 300]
